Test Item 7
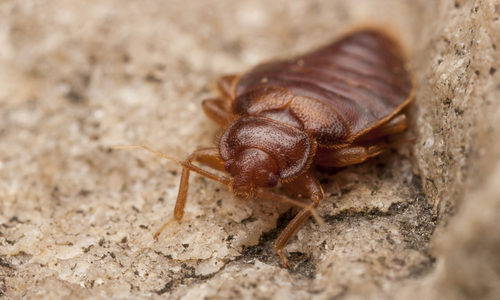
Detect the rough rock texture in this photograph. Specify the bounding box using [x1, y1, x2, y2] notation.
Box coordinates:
[0, 0, 499, 299]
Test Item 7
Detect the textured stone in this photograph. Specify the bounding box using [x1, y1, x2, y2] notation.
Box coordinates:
[0, 0, 499, 299]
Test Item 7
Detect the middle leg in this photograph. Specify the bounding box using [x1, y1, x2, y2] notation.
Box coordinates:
[316, 114, 409, 167]
[314, 142, 390, 168]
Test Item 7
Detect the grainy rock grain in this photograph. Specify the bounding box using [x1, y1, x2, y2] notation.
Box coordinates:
[0, 0, 499, 299]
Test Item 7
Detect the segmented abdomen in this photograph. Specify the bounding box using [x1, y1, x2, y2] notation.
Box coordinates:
[233, 29, 413, 146]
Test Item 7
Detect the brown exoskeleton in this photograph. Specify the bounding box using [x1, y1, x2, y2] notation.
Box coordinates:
[120, 27, 414, 267]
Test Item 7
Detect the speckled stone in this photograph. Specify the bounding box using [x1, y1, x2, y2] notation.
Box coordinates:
[0, 0, 499, 299]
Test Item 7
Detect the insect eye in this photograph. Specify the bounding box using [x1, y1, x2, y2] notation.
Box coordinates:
[267, 173, 278, 187]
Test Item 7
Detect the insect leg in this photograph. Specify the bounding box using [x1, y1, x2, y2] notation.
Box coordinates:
[216, 74, 239, 99]
[255, 189, 324, 226]
[202, 98, 233, 126]
[274, 172, 324, 267]
[314, 142, 392, 167]
[202, 75, 240, 126]
[154, 147, 230, 240]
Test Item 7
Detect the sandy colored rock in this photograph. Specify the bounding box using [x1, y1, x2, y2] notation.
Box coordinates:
[0, 0, 499, 299]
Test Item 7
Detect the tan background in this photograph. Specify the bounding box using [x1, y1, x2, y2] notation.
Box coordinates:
[0, 0, 499, 299]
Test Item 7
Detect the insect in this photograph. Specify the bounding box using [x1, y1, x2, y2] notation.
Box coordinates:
[121, 27, 414, 267]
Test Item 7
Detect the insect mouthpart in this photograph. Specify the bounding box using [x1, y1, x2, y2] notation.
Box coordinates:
[224, 148, 279, 198]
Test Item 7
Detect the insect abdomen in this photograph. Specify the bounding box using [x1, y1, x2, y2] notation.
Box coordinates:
[233, 29, 414, 146]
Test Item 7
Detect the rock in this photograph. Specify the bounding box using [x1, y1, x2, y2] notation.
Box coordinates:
[0, 0, 498, 299]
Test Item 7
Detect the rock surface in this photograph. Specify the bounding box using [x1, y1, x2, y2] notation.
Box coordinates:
[0, 0, 499, 299]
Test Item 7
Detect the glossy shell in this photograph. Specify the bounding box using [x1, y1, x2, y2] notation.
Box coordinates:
[231, 29, 413, 147]
[219, 115, 314, 179]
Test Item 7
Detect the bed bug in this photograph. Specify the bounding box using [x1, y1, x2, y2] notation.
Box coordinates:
[121, 26, 414, 267]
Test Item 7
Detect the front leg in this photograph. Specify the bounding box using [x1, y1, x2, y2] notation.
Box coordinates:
[154, 147, 228, 239]
[275, 172, 324, 267]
